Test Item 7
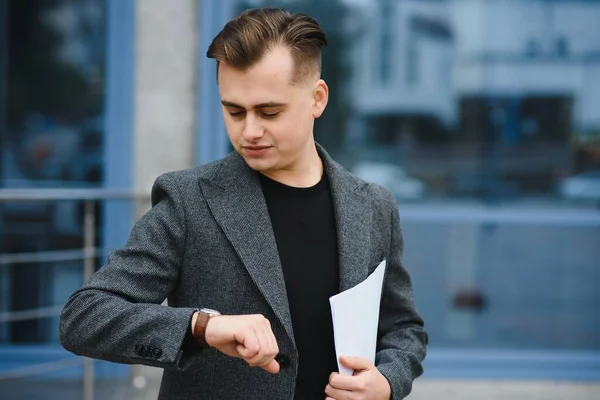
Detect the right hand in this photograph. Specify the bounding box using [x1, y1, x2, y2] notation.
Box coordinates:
[203, 314, 280, 374]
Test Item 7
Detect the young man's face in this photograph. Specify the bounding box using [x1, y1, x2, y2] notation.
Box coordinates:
[217, 45, 328, 178]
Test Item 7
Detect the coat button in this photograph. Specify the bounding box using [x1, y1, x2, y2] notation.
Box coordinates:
[150, 347, 163, 359]
[275, 353, 290, 368]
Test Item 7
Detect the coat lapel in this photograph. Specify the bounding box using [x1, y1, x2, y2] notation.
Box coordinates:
[200, 153, 295, 346]
[199, 145, 373, 347]
[318, 145, 373, 292]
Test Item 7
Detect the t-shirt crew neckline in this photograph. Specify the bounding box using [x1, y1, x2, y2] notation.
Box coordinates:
[257, 171, 328, 197]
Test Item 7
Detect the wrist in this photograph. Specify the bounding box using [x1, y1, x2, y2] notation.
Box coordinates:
[192, 308, 221, 347]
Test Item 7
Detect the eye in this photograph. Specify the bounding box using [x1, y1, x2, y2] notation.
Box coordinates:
[261, 111, 281, 119]
[228, 110, 245, 118]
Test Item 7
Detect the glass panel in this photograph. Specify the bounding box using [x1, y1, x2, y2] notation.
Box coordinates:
[0, 363, 136, 400]
[404, 220, 600, 350]
[229, 0, 600, 351]
[0, 0, 107, 344]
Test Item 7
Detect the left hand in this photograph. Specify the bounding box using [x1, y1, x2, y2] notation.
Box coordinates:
[325, 356, 391, 400]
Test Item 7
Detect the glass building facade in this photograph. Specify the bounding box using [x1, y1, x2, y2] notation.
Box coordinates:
[1, 0, 599, 398]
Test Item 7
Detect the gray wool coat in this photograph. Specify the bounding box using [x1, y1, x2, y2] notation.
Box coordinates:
[59, 144, 428, 400]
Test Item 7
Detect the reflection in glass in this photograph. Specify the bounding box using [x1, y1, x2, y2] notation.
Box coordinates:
[0, 0, 106, 345]
[4, 0, 105, 187]
[233, 0, 600, 353]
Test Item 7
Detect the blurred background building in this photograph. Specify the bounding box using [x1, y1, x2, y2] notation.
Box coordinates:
[0, 0, 599, 399]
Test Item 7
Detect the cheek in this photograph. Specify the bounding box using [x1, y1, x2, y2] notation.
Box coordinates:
[273, 124, 312, 156]
[272, 117, 306, 143]
[223, 118, 241, 140]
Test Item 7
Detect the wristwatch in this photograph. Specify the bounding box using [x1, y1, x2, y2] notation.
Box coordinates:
[193, 308, 221, 347]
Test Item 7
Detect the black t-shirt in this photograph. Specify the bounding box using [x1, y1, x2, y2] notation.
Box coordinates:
[259, 171, 340, 400]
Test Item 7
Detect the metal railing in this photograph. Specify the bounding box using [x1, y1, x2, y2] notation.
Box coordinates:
[0, 188, 149, 400]
[2, 188, 599, 397]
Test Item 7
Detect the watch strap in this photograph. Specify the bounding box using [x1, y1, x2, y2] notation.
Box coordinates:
[193, 311, 211, 347]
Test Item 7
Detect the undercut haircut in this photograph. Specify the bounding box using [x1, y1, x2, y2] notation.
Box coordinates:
[206, 7, 328, 84]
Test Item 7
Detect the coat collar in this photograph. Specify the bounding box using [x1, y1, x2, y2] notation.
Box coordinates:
[199, 143, 372, 345]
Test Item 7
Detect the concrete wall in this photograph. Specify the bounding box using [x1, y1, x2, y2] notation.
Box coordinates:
[134, 0, 198, 216]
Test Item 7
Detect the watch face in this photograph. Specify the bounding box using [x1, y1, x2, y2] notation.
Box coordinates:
[200, 308, 221, 316]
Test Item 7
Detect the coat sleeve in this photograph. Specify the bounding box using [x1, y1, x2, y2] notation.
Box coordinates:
[375, 193, 429, 399]
[60, 173, 198, 368]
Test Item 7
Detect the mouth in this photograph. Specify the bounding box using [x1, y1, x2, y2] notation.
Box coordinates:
[243, 145, 271, 150]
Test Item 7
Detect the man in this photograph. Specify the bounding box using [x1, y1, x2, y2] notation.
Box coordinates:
[60, 7, 427, 400]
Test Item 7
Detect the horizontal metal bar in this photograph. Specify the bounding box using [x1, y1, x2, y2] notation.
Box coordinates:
[399, 205, 600, 226]
[0, 306, 63, 323]
[0, 189, 148, 201]
[0, 357, 84, 381]
[427, 348, 600, 363]
[423, 348, 600, 380]
[2, 179, 109, 188]
[0, 248, 102, 265]
[0, 190, 597, 225]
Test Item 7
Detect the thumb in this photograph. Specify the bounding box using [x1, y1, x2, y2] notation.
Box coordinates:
[339, 356, 373, 371]
[260, 359, 280, 374]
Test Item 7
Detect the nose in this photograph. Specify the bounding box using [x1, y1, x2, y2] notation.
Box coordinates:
[242, 114, 264, 141]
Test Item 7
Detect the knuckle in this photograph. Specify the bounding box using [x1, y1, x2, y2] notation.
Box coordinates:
[245, 342, 259, 353]
[356, 380, 367, 392]
[246, 354, 261, 363]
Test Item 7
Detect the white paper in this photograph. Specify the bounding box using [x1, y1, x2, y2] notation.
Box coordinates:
[329, 260, 387, 375]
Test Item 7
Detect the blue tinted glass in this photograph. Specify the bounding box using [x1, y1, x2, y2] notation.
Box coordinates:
[232, 0, 600, 352]
[0, 0, 107, 346]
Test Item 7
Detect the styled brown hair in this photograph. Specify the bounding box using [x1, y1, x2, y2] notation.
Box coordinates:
[206, 7, 327, 83]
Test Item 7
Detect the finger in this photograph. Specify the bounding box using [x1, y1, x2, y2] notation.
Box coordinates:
[236, 344, 246, 357]
[255, 321, 279, 374]
[329, 372, 363, 391]
[249, 320, 278, 368]
[260, 359, 280, 374]
[252, 322, 279, 374]
[246, 326, 270, 367]
[254, 317, 277, 355]
[339, 355, 373, 372]
[264, 318, 279, 356]
[325, 384, 353, 400]
[235, 328, 259, 359]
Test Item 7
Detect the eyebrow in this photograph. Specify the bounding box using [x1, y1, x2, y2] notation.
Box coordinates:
[220, 100, 287, 109]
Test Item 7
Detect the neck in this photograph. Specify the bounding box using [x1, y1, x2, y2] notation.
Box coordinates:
[260, 144, 323, 188]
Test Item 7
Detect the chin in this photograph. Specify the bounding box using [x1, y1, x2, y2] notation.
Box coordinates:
[241, 156, 275, 172]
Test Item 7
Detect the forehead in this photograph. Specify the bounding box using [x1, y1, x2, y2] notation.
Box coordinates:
[217, 46, 300, 106]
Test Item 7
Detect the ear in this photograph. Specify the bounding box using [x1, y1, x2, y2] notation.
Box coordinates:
[312, 79, 329, 119]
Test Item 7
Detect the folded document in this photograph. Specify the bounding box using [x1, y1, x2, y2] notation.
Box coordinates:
[329, 260, 387, 375]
